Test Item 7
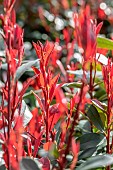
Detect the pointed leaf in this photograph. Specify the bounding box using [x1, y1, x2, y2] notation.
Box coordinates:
[96, 22, 103, 35]
[20, 157, 40, 170]
[78, 133, 104, 150]
[76, 154, 113, 170]
[49, 74, 60, 102]
[15, 59, 40, 81]
[49, 104, 59, 117]
[32, 91, 45, 111]
[86, 104, 104, 131]
[21, 100, 33, 126]
[33, 132, 43, 157]
[78, 147, 97, 160]
[43, 40, 54, 67]
[62, 82, 82, 88]
[92, 99, 107, 112]
[33, 41, 43, 59]
[14, 75, 38, 110]
[49, 110, 61, 131]
[97, 36, 113, 50]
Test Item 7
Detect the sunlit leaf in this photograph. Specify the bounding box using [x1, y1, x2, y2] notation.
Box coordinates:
[21, 100, 33, 126]
[96, 53, 108, 65]
[92, 99, 107, 112]
[97, 36, 113, 50]
[62, 82, 82, 88]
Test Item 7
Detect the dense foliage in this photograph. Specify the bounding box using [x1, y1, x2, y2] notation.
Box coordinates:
[1, 0, 113, 170]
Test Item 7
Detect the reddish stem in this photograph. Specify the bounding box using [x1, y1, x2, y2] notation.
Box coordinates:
[60, 83, 84, 169]
[7, 63, 11, 170]
[89, 63, 93, 99]
[46, 103, 49, 142]
[11, 82, 17, 122]
[106, 76, 111, 170]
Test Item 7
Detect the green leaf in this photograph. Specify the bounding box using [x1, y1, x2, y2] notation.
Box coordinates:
[92, 99, 107, 112]
[62, 82, 82, 88]
[0, 165, 6, 170]
[23, 89, 42, 98]
[79, 120, 91, 133]
[97, 36, 113, 50]
[91, 99, 107, 129]
[20, 157, 40, 170]
[97, 110, 107, 130]
[78, 147, 97, 160]
[76, 154, 113, 170]
[67, 70, 103, 80]
[86, 105, 104, 131]
[15, 59, 40, 81]
[78, 133, 104, 150]
[49, 143, 59, 159]
[94, 88, 107, 101]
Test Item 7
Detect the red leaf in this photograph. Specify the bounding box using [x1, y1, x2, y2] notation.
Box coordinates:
[33, 42, 42, 59]
[49, 104, 59, 117]
[32, 67, 40, 75]
[33, 40, 54, 67]
[10, 9, 16, 24]
[63, 28, 70, 45]
[70, 138, 79, 170]
[39, 72, 45, 88]
[3, 151, 8, 169]
[43, 141, 53, 151]
[32, 91, 45, 111]
[48, 106, 61, 131]
[33, 132, 43, 157]
[49, 74, 60, 102]
[72, 138, 79, 156]
[55, 87, 67, 113]
[14, 75, 38, 111]
[96, 22, 103, 35]
[27, 139, 32, 156]
[43, 40, 54, 67]
[39, 157, 50, 170]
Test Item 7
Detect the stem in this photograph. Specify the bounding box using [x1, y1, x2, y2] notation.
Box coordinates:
[42, 64, 49, 142]
[112, 135, 113, 154]
[106, 75, 111, 170]
[93, 58, 97, 85]
[89, 63, 93, 99]
[45, 85, 50, 142]
[46, 106, 49, 142]
[11, 82, 17, 122]
[60, 83, 84, 169]
[1, 93, 7, 139]
[7, 63, 11, 170]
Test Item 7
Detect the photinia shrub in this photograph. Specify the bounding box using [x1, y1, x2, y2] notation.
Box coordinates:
[1, 0, 113, 170]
